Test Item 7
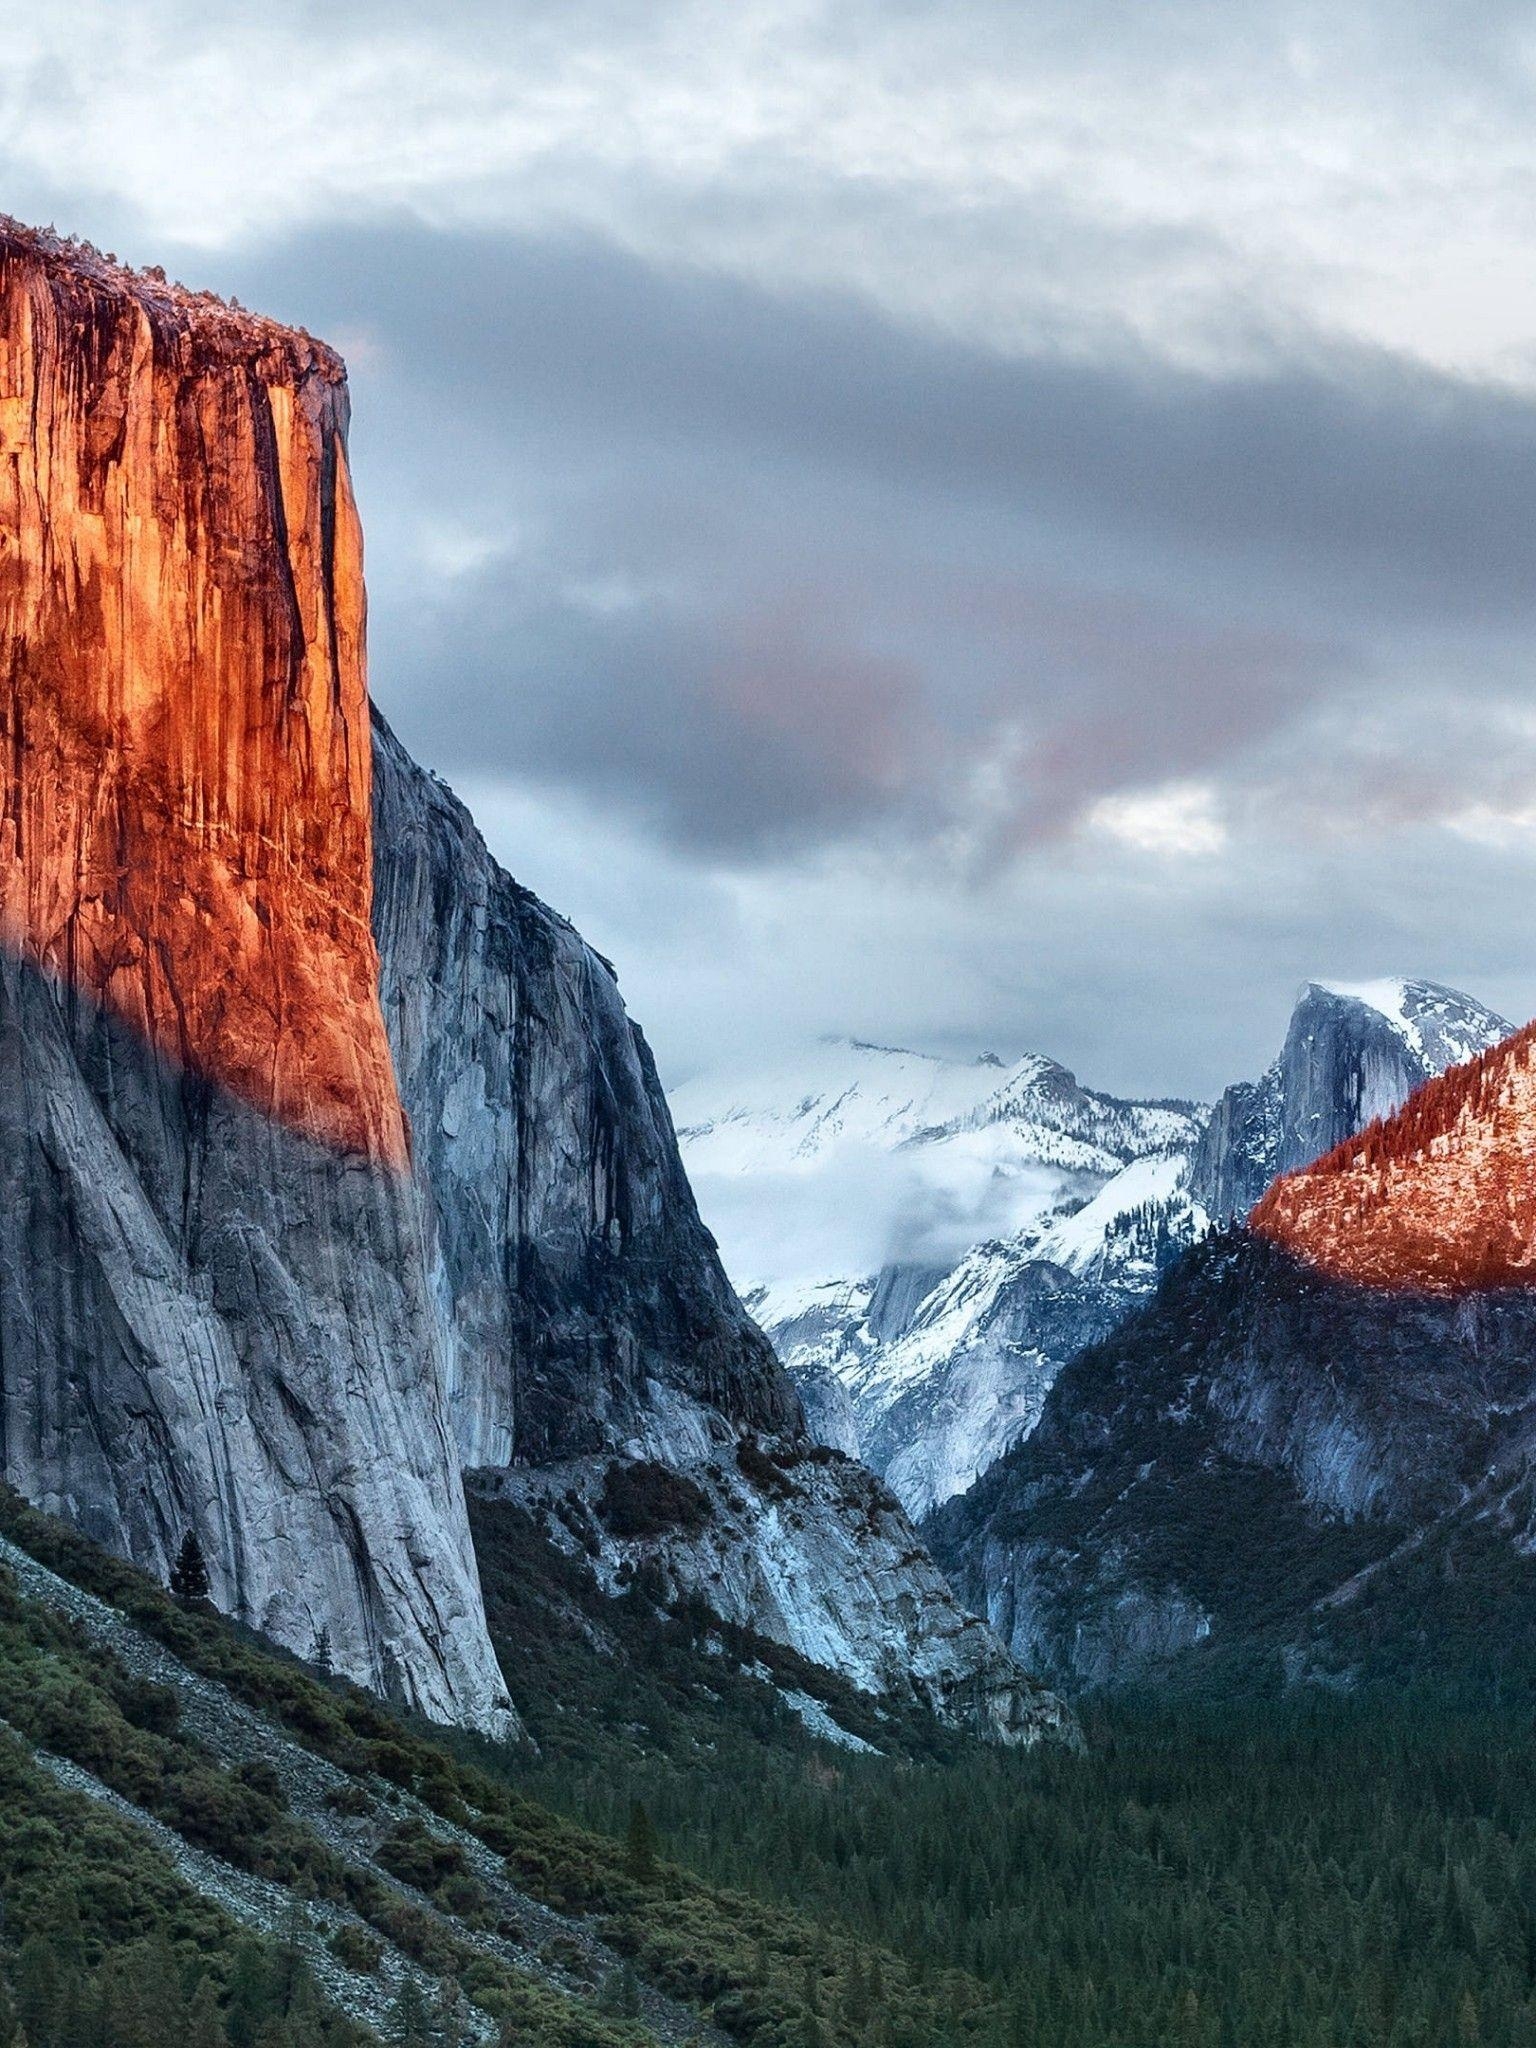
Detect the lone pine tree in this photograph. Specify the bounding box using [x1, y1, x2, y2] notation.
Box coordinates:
[170, 1529, 210, 1606]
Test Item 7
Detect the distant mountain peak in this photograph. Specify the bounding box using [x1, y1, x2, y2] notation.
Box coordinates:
[1301, 977, 1512, 1069]
[1252, 1015, 1536, 1289]
[1190, 974, 1511, 1224]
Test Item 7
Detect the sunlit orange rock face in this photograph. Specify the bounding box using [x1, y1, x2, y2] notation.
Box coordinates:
[1252, 1021, 1536, 1290]
[0, 219, 406, 1165]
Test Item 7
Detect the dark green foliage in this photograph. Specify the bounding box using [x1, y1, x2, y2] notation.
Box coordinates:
[170, 1531, 211, 1608]
[326, 1924, 381, 1975]
[377, 1820, 467, 1892]
[20, 1476, 1536, 2048]
[0, 1487, 971, 2045]
[598, 1461, 712, 1539]
[599, 1961, 641, 2020]
[623, 1804, 659, 1884]
[523, 1683, 1536, 2048]
[0, 1738, 369, 2048]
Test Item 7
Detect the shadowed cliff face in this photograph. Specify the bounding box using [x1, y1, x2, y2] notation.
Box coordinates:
[371, 712, 798, 1471]
[0, 219, 405, 1167]
[0, 222, 510, 1735]
[929, 1229, 1536, 1691]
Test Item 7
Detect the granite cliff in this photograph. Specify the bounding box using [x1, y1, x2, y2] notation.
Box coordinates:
[930, 1007, 1536, 1695]
[0, 220, 1062, 1747]
[1251, 1018, 1536, 1288]
[371, 720, 1067, 1744]
[0, 220, 508, 1732]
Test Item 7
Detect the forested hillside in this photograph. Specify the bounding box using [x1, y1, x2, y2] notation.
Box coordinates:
[522, 1686, 1536, 2048]
[9, 1474, 1536, 2048]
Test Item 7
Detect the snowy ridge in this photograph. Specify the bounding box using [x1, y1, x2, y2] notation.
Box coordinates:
[673, 1037, 1023, 1171]
[678, 1035, 1205, 1516]
[1033, 1153, 1204, 1278]
[674, 979, 1510, 1521]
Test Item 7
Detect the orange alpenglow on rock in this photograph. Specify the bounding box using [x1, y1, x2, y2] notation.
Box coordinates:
[1251, 1019, 1536, 1290]
[0, 219, 408, 1167]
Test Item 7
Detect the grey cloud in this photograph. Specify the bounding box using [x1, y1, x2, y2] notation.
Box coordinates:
[397, 564, 1344, 859]
[200, 219, 1536, 861]
[245, 223, 1536, 624]
[402, 578, 936, 858]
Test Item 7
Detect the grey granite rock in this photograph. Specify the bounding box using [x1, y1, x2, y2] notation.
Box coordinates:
[370, 712, 798, 1470]
[480, 1448, 1077, 1748]
[0, 949, 514, 1735]
[372, 716, 1071, 1744]
[928, 1228, 1536, 1692]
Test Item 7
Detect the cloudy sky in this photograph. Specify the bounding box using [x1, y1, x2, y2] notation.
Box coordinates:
[7, 0, 1536, 1100]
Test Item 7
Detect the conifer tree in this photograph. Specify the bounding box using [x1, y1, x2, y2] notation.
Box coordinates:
[225, 1936, 271, 2048]
[13, 1936, 61, 2048]
[170, 1529, 211, 1606]
[390, 1978, 433, 2048]
[435, 1976, 470, 2047]
[620, 1963, 641, 2021]
[186, 1976, 226, 2048]
[625, 1799, 660, 1883]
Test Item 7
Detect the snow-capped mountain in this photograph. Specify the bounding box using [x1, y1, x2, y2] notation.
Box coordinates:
[674, 983, 1510, 1521]
[674, 1038, 1206, 1517]
[931, 1010, 1536, 1695]
[1191, 978, 1513, 1220]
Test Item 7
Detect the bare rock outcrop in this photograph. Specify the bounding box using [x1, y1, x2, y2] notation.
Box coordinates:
[0, 220, 511, 1735]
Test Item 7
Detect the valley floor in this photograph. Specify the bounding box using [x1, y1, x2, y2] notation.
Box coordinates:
[6, 1481, 1536, 2048]
[519, 1684, 1536, 2048]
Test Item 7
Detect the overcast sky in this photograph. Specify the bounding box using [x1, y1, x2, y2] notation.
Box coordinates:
[7, 0, 1536, 1100]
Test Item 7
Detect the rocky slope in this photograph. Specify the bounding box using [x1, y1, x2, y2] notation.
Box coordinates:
[929, 1005, 1536, 1694]
[0, 220, 507, 1734]
[0, 219, 1060, 1748]
[0, 1484, 1004, 2048]
[678, 983, 1507, 1519]
[371, 738, 1065, 1744]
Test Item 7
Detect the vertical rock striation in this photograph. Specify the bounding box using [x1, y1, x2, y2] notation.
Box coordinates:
[371, 719, 1065, 1743]
[0, 222, 510, 1734]
[370, 711, 797, 1472]
[0, 222, 404, 1163]
[0, 219, 1064, 1746]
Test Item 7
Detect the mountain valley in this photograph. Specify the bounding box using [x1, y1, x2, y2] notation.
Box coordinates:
[929, 1013, 1536, 1700]
[7, 202, 1536, 2048]
[676, 981, 1510, 1520]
